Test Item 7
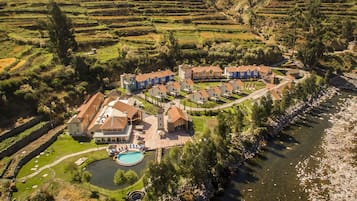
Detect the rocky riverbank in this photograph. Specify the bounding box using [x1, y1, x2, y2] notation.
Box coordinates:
[296, 95, 357, 201]
[269, 86, 338, 135]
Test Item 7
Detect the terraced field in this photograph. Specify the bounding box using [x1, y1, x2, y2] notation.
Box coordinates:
[255, 0, 357, 39]
[0, 0, 259, 66]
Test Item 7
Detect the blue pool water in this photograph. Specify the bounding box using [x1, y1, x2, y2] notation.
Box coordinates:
[117, 151, 144, 166]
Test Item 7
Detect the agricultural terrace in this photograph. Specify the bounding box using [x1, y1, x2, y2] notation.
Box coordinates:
[0, 0, 260, 66]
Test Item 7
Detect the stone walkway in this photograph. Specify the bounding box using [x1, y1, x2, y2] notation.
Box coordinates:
[18, 146, 107, 181]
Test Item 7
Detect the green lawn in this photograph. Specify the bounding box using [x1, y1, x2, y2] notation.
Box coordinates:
[14, 149, 144, 200]
[13, 168, 54, 201]
[134, 96, 158, 115]
[193, 82, 222, 90]
[16, 133, 105, 178]
[191, 116, 217, 136]
[242, 81, 266, 94]
[181, 98, 218, 108]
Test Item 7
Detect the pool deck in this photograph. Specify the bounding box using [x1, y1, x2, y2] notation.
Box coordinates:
[132, 115, 193, 150]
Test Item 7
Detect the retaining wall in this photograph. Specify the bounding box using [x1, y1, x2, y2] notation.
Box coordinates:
[12, 126, 65, 179]
[0, 116, 42, 142]
[0, 122, 51, 160]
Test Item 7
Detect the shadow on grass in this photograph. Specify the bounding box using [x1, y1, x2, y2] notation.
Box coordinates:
[71, 136, 91, 142]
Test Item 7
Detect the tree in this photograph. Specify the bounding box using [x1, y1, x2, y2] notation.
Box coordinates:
[157, 31, 181, 68]
[113, 169, 126, 185]
[281, 4, 303, 58]
[342, 18, 355, 42]
[217, 112, 230, 137]
[234, 106, 244, 132]
[144, 160, 178, 200]
[251, 102, 263, 128]
[82, 171, 92, 183]
[297, 0, 327, 68]
[124, 170, 138, 184]
[45, 1, 77, 65]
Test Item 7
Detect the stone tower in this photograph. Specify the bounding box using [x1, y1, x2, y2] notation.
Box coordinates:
[157, 108, 165, 131]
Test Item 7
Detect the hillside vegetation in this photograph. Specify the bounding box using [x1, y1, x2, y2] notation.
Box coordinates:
[0, 0, 284, 126]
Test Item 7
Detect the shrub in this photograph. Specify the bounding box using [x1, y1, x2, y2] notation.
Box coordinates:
[124, 170, 138, 184]
[113, 169, 126, 185]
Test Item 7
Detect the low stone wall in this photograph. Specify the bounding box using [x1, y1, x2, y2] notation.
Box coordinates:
[12, 127, 65, 178]
[0, 116, 42, 143]
[0, 122, 51, 160]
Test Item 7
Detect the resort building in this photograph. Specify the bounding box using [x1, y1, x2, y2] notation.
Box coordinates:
[207, 86, 221, 101]
[189, 90, 209, 104]
[88, 98, 143, 143]
[120, 69, 174, 92]
[220, 83, 234, 97]
[68, 92, 105, 136]
[167, 106, 189, 132]
[224, 65, 272, 80]
[229, 79, 245, 93]
[166, 81, 181, 97]
[180, 79, 194, 93]
[179, 65, 223, 81]
[148, 84, 167, 100]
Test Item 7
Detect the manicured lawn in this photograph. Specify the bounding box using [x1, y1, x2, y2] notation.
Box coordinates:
[181, 98, 218, 108]
[13, 168, 53, 200]
[14, 149, 144, 200]
[191, 116, 217, 135]
[134, 96, 158, 115]
[193, 82, 222, 90]
[16, 133, 105, 178]
[242, 81, 266, 94]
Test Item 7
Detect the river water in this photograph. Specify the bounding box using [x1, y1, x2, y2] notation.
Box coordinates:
[218, 91, 356, 201]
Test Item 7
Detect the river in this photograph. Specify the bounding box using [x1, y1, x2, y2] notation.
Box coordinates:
[218, 91, 356, 201]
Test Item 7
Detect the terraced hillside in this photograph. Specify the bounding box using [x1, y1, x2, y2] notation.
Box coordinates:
[0, 0, 283, 127]
[0, 0, 263, 65]
[254, 0, 357, 41]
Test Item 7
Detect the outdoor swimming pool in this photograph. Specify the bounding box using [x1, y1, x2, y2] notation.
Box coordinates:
[117, 151, 144, 166]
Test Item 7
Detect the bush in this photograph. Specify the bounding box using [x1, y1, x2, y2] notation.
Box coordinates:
[113, 169, 126, 185]
[124, 170, 138, 184]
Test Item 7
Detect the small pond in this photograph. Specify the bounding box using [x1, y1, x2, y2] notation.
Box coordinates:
[86, 151, 154, 190]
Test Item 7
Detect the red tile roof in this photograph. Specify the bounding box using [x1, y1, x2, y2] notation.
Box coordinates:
[226, 65, 271, 74]
[192, 66, 223, 73]
[170, 81, 181, 89]
[77, 92, 104, 119]
[213, 86, 221, 94]
[198, 90, 209, 98]
[224, 83, 234, 91]
[100, 116, 128, 130]
[157, 84, 168, 93]
[112, 101, 140, 119]
[186, 79, 194, 85]
[168, 106, 187, 123]
[230, 79, 244, 87]
[136, 69, 174, 82]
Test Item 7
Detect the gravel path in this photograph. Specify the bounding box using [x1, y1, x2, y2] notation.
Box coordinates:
[18, 146, 107, 181]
